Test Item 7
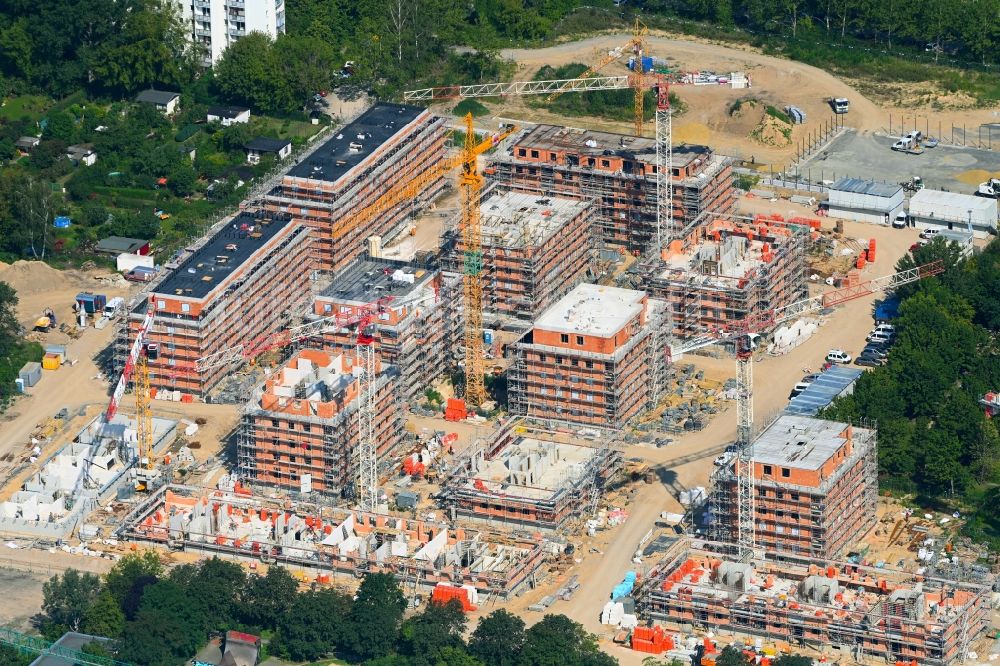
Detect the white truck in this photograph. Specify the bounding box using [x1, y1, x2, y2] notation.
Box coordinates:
[831, 97, 850, 114]
[977, 178, 1000, 198]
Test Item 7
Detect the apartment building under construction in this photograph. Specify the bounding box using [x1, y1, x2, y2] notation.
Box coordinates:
[630, 214, 808, 338]
[507, 283, 670, 429]
[120, 210, 312, 397]
[636, 539, 991, 666]
[489, 124, 735, 253]
[264, 103, 448, 273]
[447, 188, 594, 323]
[118, 484, 547, 603]
[710, 415, 878, 560]
[312, 257, 463, 402]
[440, 419, 622, 531]
[237, 349, 403, 497]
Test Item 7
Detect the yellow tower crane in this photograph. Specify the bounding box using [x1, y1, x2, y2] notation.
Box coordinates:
[331, 117, 517, 407]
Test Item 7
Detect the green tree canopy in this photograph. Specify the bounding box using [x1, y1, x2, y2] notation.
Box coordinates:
[273, 587, 351, 661]
[518, 614, 616, 666]
[348, 572, 407, 661]
[41, 569, 102, 637]
[469, 609, 525, 666]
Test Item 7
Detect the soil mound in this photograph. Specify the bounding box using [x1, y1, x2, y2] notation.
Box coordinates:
[0, 260, 72, 296]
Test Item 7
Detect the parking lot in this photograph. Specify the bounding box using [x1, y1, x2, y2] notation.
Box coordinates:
[798, 130, 1000, 193]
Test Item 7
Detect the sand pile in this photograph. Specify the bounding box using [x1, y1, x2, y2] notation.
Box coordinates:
[0, 260, 73, 296]
[750, 113, 793, 148]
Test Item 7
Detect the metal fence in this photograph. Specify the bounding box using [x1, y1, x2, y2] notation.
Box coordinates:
[887, 113, 1000, 150]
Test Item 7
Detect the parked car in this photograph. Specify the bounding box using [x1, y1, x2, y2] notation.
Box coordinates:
[855, 354, 882, 367]
[893, 212, 908, 229]
[862, 346, 889, 360]
[873, 324, 896, 335]
[826, 349, 852, 364]
[714, 452, 735, 467]
[801, 373, 820, 384]
[919, 228, 940, 240]
[790, 382, 812, 398]
[867, 331, 895, 344]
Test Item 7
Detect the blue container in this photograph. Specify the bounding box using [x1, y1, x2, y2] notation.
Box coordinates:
[53, 216, 71, 229]
[483, 330, 494, 345]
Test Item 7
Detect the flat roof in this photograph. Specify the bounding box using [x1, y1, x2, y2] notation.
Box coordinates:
[207, 105, 249, 117]
[319, 257, 434, 305]
[750, 414, 852, 470]
[152, 211, 295, 301]
[30, 632, 112, 666]
[480, 191, 590, 249]
[784, 366, 863, 416]
[534, 283, 645, 337]
[830, 177, 901, 198]
[287, 103, 425, 184]
[515, 124, 710, 169]
[910, 188, 997, 212]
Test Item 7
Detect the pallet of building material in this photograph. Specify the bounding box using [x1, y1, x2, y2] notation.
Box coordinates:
[528, 595, 555, 612]
[790, 195, 817, 207]
[749, 189, 777, 200]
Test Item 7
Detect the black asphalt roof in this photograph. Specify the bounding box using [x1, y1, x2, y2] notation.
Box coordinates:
[207, 105, 250, 118]
[287, 103, 424, 184]
[246, 137, 291, 152]
[135, 89, 180, 105]
[152, 211, 294, 301]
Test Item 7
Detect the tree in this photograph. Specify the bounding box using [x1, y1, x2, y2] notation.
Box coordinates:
[518, 614, 615, 666]
[44, 110, 75, 142]
[105, 550, 163, 608]
[240, 566, 299, 630]
[348, 572, 407, 661]
[170, 557, 246, 632]
[168, 163, 197, 197]
[469, 609, 525, 666]
[41, 569, 102, 636]
[81, 591, 125, 638]
[275, 34, 336, 103]
[117, 580, 208, 664]
[273, 588, 351, 661]
[0, 644, 33, 666]
[214, 33, 294, 114]
[401, 599, 468, 666]
[716, 646, 753, 666]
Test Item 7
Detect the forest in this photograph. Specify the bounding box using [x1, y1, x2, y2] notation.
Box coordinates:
[821, 238, 1000, 544]
[27, 552, 618, 666]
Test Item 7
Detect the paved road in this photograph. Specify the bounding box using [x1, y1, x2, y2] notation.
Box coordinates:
[800, 130, 1000, 193]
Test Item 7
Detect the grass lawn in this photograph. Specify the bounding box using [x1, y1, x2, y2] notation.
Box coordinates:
[255, 117, 324, 141]
[0, 95, 51, 122]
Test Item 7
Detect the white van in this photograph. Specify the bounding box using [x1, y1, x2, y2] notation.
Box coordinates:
[873, 324, 896, 335]
[104, 297, 124, 318]
[892, 137, 915, 152]
[867, 331, 894, 345]
[893, 211, 908, 228]
[904, 130, 923, 143]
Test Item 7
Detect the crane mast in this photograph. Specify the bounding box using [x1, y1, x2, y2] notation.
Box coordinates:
[460, 113, 488, 407]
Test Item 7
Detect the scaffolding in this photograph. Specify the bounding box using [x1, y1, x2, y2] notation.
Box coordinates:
[635, 539, 992, 666]
[440, 419, 624, 532]
[710, 417, 878, 560]
[507, 296, 669, 430]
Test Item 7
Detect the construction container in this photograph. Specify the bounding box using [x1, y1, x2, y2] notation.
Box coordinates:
[44, 344, 67, 362]
[430, 583, 477, 611]
[42, 353, 61, 370]
[444, 398, 467, 421]
[18, 362, 41, 387]
[396, 491, 419, 509]
[75, 292, 107, 314]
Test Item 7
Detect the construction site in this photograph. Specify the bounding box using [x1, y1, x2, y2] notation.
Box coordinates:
[440, 419, 623, 532]
[236, 348, 404, 498]
[312, 256, 463, 402]
[635, 538, 992, 666]
[116, 484, 546, 603]
[489, 124, 735, 253]
[614, 213, 811, 338]
[709, 414, 878, 560]
[447, 187, 595, 324]
[507, 283, 670, 429]
[264, 103, 449, 273]
[119, 209, 313, 397]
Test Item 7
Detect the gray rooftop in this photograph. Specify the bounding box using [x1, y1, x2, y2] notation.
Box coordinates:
[287, 103, 425, 184]
[29, 632, 113, 666]
[480, 191, 591, 249]
[534, 283, 646, 337]
[135, 89, 180, 105]
[245, 137, 291, 152]
[152, 210, 296, 301]
[319, 257, 435, 305]
[514, 123, 713, 169]
[830, 177, 902, 198]
[207, 105, 250, 118]
[750, 414, 852, 471]
[95, 236, 148, 253]
[784, 366, 863, 416]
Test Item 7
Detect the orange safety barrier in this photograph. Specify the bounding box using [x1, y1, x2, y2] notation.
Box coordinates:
[444, 398, 467, 421]
[631, 626, 674, 654]
[431, 584, 477, 612]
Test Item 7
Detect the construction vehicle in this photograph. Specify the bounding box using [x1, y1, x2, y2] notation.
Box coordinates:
[892, 136, 924, 154]
[669, 260, 944, 556]
[829, 97, 850, 114]
[977, 178, 1000, 198]
[899, 176, 924, 192]
[33, 308, 56, 332]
